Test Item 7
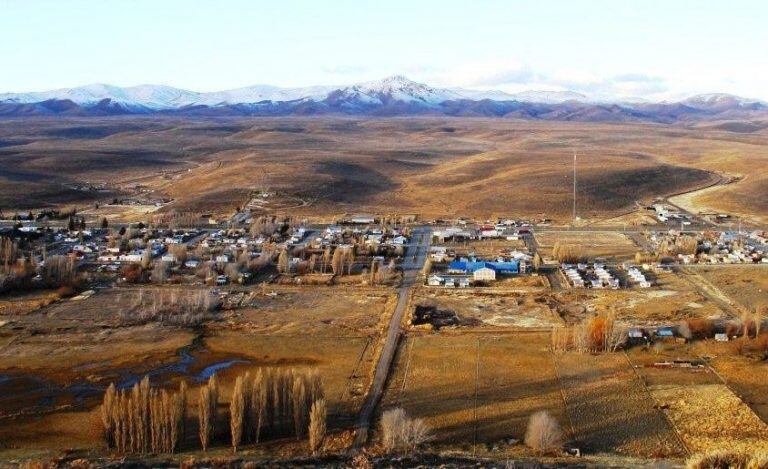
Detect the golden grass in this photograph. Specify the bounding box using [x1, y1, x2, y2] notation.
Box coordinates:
[535, 231, 640, 261]
[696, 266, 768, 313]
[381, 332, 566, 454]
[650, 384, 768, 454]
[553, 352, 685, 458]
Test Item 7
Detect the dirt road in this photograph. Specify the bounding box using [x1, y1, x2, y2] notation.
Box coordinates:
[352, 227, 431, 448]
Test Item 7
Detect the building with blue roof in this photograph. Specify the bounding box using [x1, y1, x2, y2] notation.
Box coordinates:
[448, 258, 519, 275]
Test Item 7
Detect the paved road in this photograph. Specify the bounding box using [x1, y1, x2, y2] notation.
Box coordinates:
[352, 226, 431, 448]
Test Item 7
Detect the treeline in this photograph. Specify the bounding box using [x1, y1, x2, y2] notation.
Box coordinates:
[119, 288, 219, 326]
[100, 368, 326, 455]
[101, 378, 186, 454]
[1, 234, 80, 294]
[552, 242, 586, 263]
[551, 312, 627, 353]
[220, 368, 324, 452]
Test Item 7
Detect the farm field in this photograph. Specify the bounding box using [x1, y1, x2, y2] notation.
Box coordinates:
[438, 238, 528, 258]
[380, 332, 567, 457]
[649, 384, 768, 454]
[535, 231, 640, 261]
[552, 352, 686, 458]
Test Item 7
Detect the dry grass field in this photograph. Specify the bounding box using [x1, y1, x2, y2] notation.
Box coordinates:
[380, 330, 693, 459]
[380, 332, 568, 457]
[227, 286, 396, 336]
[553, 352, 685, 458]
[5, 117, 762, 223]
[535, 231, 640, 261]
[707, 355, 768, 425]
[439, 238, 528, 258]
[650, 384, 768, 454]
[696, 266, 768, 312]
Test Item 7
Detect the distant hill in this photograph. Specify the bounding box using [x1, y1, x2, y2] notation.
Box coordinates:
[2, 76, 767, 123]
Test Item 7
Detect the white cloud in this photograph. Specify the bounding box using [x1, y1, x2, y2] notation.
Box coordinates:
[421, 60, 678, 101]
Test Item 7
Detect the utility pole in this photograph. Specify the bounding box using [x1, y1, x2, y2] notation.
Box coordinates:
[572, 149, 577, 225]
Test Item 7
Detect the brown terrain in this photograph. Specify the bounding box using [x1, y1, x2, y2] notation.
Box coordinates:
[2, 117, 766, 223]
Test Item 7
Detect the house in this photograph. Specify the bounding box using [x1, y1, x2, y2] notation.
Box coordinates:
[350, 214, 375, 224]
[427, 274, 444, 286]
[473, 267, 496, 281]
[430, 246, 448, 262]
[715, 333, 729, 342]
[391, 235, 408, 245]
[215, 254, 231, 263]
[448, 259, 519, 275]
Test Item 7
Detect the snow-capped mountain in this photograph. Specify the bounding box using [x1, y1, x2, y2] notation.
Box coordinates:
[1, 76, 766, 123]
[198, 84, 336, 105]
[0, 83, 201, 110]
[327, 75, 462, 105]
[0, 76, 587, 109]
[682, 93, 766, 110]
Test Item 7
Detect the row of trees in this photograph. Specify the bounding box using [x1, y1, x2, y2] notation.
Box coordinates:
[101, 378, 187, 454]
[217, 368, 325, 452]
[120, 288, 218, 325]
[659, 235, 698, 257]
[551, 312, 627, 353]
[102, 368, 326, 455]
[552, 242, 586, 263]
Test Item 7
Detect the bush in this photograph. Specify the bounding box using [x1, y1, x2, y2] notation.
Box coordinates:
[55, 285, 76, 298]
[380, 407, 431, 453]
[686, 449, 768, 469]
[686, 318, 715, 340]
[524, 411, 564, 455]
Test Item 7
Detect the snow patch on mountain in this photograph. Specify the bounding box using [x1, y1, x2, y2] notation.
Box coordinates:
[1, 77, 765, 112]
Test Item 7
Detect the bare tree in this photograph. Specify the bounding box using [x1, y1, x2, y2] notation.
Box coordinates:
[198, 385, 213, 452]
[277, 248, 290, 274]
[152, 261, 169, 284]
[308, 398, 327, 455]
[524, 411, 564, 454]
[230, 376, 245, 452]
[331, 248, 343, 276]
[380, 407, 429, 453]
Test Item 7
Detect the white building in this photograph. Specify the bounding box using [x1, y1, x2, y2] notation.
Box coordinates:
[473, 267, 496, 281]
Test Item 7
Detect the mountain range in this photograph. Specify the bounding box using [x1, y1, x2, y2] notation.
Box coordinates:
[1, 75, 766, 124]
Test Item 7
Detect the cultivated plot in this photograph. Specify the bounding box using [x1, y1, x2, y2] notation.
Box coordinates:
[381, 333, 567, 455]
[535, 231, 640, 261]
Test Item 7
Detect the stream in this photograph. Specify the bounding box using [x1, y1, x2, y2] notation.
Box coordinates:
[0, 341, 250, 417]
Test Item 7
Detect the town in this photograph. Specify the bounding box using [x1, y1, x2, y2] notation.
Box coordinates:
[2, 197, 768, 466]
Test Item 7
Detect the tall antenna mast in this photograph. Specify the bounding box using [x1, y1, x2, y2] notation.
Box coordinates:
[572, 149, 577, 224]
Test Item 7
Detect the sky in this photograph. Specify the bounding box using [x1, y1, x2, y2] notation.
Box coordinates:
[1, 0, 767, 101]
